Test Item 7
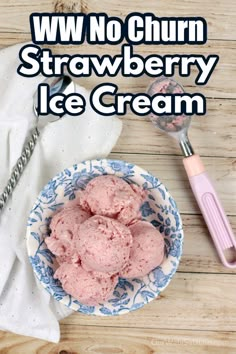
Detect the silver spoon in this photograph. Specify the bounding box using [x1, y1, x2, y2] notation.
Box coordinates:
[147, 76, 236, 268]
[0, 76, 75, 211]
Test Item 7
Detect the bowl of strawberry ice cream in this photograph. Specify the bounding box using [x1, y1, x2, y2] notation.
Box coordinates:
[27, 159, 183, 315]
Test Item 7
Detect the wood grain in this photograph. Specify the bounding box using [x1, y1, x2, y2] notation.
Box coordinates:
[0, 0, 235, 352]
[1, 34, 236, 100]
[51, 40, 236, 99]
[0, 0, 235, 42]
[60, 272, 236, 332]
[113, 99, 236, 158]
[1, 38, 236, 99]
[0, 1, 53, 33]
[109, 153, 236, 216]
[81, 0, 236, 41]
[1, 326, 236, 354]
[179, 214, 236, 274]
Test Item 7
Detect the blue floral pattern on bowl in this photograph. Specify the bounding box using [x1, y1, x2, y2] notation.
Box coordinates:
[26, 159, 184, 316]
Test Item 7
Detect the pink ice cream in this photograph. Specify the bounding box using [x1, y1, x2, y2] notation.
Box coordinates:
[45, 204, 91, 263]
[54, 263, 118, 305]
[76, 215, 133, 274]
[148, 77, 184, 95]
[148, 77, 189, 133]
[120, 221, 165, 278]
[80, 175, 146, 225]
[45, 174, 166, 306]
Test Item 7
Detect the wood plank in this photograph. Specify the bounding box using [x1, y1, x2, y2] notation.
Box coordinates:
[61, 272, 236, 332]
[51, 40, 236, 99]
[0, 0, 235, 41]
[0, 33, 31, 48]
[1, 326, 236, 354]
[109, 153, 236, 216]
[113, 99, 236, 158]
[0, 1, 235, 349]
[0, 1, 53, 33]
[81, 0, 236, 41]
[180, 214, 236, 274]
[0, 33, 236, 99]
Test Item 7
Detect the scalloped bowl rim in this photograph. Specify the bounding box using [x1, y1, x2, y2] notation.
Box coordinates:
[26, 159, 184, 316]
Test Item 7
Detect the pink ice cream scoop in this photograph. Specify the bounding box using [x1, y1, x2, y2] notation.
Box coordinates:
[54, 263, 118, 305]
[80, 175, 146, 225]
[45, 204, 91, 264]
[76, 215, 133, 274]
[147, 77, 189, 133]
[147, 77, 236, 269]
[120, 221, 165, 278]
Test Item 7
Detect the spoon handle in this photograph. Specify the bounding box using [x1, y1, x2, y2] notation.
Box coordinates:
[0, 127, 40, 212]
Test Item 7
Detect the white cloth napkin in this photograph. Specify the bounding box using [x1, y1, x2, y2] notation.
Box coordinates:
[0, 43, 122, 342]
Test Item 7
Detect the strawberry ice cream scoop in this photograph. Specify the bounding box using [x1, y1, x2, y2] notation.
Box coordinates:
[147, 77, 190, 133]
[80, 175, 146, 225]
[76, 215, 133, 274]
[120, 221, 165, 278]
[54, 263, 118, 305]
[45, 204, 91, 264]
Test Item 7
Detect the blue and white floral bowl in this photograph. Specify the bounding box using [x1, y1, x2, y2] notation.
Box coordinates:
[26, 159, 183, 316]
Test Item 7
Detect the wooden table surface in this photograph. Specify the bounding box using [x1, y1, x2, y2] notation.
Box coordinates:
[0, 0, 236, 353]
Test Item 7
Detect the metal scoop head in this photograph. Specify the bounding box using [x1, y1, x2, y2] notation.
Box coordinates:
[147, 77, 194, 156]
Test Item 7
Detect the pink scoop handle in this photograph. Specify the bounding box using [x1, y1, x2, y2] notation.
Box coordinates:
[183, 155, 236, 268]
